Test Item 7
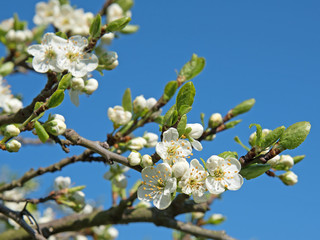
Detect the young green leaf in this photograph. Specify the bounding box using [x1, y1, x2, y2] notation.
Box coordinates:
[89, 14, 102, 38]
[163, 81, 178, 102]
[34, 121, 49, 143]
[260, 126, 285, 149]
[177, 114, 187, 136]
[279, 121, 311, 150]
[106, 17, 131, 32]
[122, 88, 132, 112]
[58, 73, 72, 90]
[224, 120, 242, 129]
[47, 90, 65, 109]
[179, 54, 205, 81]
[218, 151, 238, 159]
[240, 164, 271, 180]
[163, 104, 176, 126]
[231, 98, 255, 117]
[176, 82, 195, 115]
[249, 123, 262, 147]
[293, 155, 305, 165]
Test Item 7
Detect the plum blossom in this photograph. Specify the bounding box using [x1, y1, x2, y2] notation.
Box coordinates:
[33, 0, 60, 25]
[138, 163, 177, 210]
[143, 132, 158, 148]
[0, 76, 23, 114]
[108, 106, 132, 126]
[205, 155, 243, 194]
[179, 159, 208, 203]
[156, 128, 192, 166]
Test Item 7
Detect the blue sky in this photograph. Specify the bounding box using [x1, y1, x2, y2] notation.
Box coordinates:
[1, 0, 319, 239]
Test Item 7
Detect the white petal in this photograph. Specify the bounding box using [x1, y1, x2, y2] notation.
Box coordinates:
[69, 35, 88, 49]
[163, 128, 179, 142]
[27, 45, 44, 57]
[205, 176, 226, 194]
[137, 185, 153, 202]
[70, 61, 88, 78]
[178, 139, 192, 156]
[190, 159, 205, 171]
[153, 192, 172, 210]
[155, 142, 167, 160]
[191, 139, 203, 151]
[225, 174, 243, 191]
[32, 56, 49, 73]
[206, 155, 224, 175]
[164, 177, 177, 194]
[69, 89, 80, 107]
[140, 166, 157, 183]
[82, 53, 98, 72]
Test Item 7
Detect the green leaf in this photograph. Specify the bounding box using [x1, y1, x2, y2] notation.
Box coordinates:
[47, 90, 65, 109]
[115, 0, 134, 12]
[163, 81, 178, 102]
[177, 114, 187, 136]
[176, 82, 195, 115]
[34, 121, 49, 143]
[89, 14, 102, 38]
[178, 105, 192, 115]
[120, 24, 139, 34]
[122, 88, 132, 112]
[106, 17, 131, 32]
[26, 57, 33, 64]
[279, 121, 311, 150]
[232, 98, 255, 117]
[163, 104, 176, 126]
[55, 32, 68, 39]
[218, 151, 238, 159]
[234, 136, 250, 151]
[179, 54, 205, 81]
[58, 73, 72, 90]
[260, 126, 285, 149]
[224, 120, 242, 129]
[249, 123, 262, 147]
[293, 155, 305, 165]
[0, 62, 14, 76]
[240, 164, 271, 180]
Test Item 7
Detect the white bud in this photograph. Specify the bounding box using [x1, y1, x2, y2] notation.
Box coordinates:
[6, 29, 16, 41]
[143, 132, 158, 148]
[71, 77, 85, 91]
[101, 32, 115, 45]
[128, 137, 147, 151]
[279, 155, 294, 169]
[249, 128, 271, 146]
[107, 60, 119, 70]
[146, 97, 157, 110]
[4, 124, 20, 137]
[186, 123, 204, 139]
[15, 30, 26, 42]
[108, 105, 132, 126]
[81, 204, 94, 214]
[279, 171, 298, 186]
[0, 18, 14, 32]
[208, 213, 225, 225]
[209, 113, 223, 128]
[192, 212, 205, 220]
[49, 114, 65, 122]
[107, 3, 124, 23]
[267, 155, 280, 167]
[45, 119, 66, 136]
[72, 191, 85, 205]
[54, 176, 71, 190]
[133, 95, 147, 113]
[24, 29, 33, 40]
[84, 78, 98, 95]
[141, 154, 153, 168]
[172, 160, 189, 178]
[114, 174, 127, 188]
[6, 139, 21, 152]
[3, 98, 23, 113]
[128, 151, 141, 166]
[107, 226, 119, 240]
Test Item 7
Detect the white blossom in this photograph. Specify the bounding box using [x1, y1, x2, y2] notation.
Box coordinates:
[128, 137, 147, 151]
[107, 226, 119, 239]
[143, 132, 158, 148]
[133, 95, 146, 113]
[186, 123, 204, 151]
[205, 155, 243, 194]
[54, 176, 71, 190]
[107, 3, 125, 23]
[138, 163, 177, 210]
[108, 105, 132, 126]
[128, 151, 141, 166]
[33, 0, 60, 25]
[3, 189, 26, 211]
[279, 171, 298, 186]
[49, 114, 65, 122]
[71, 77, 85, 91]
[279, 155, 294, 169]
[57, 35, 98, 77]
[179, 159, 208, 203]
[208, 213, 225, 225]
[146, 97, 157, 110]
[156, 128, 192, 166]
[0, 77, 23, 114]
[101, 32, 115, 45]
[0, 18, 13, 31]
[172, 159, 189, 178]
[27, 33, 66, 73]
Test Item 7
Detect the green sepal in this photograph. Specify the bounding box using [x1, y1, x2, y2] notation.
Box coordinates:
[260, 126, 285, 149]
[47, 90, 65, 109]
[13, 14, 26, 31]
[249, 123, 262, 147]
[232, 98, 255, 117]
[279, 121, 311, 150]
[176, 82, 195, 115]
[224, 120, 242, 129]
[218, 151, 238, 159]
[234, 136, 250, 151]
[106, 17, 131, 32]
[293, 155, 305, 165]
[89, 14, 102, 38]
[0, 62, 14, 76]
[240, 164, 271, 180]
[163, 81, 178, 102]
[122, 88, 132, 112]
[177, 114, 187, 137]
[34, 121, 49, 143]
[58, 73, 72, 90]
[68, 185, 86, 194]
[179, 53, 205, 81]
[26, 57, 33, 64]
[200, 113, 205, 127]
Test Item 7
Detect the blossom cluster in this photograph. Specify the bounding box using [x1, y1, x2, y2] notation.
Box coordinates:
[0, 76, 23, 114]
[137, 128, 244, 210]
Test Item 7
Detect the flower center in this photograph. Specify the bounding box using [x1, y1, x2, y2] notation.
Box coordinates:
[45, 47, 56, 59]
[66, 51, 82, 62]
[213, 168, 225, 178]
[167, 145, 179, 157]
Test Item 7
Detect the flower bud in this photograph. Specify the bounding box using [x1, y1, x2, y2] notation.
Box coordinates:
[108, 105, 132, 126]
[54, 176, 71, 190]
[107, 226, 119, 240]
[49, 114, 65, 122]
[114, 174, 127, 188]
[3, 98, 23, 113]
[267, 155, 280, 167]
[107, 60, 119, 70]
[24, 29, 33, 40]
[4, 124, 20, 137]
[5, 139, 21, 152]
[15, 30, 26, 42]
[133, 95, 147, 113]
[208, 113, 223, 128]
[279, 155, 294, 169]
[207, 213, 225, 225]
[6, 29, 15, 41]
[72, 191, 85, 205]
[279, 171, 298, 186]
[186, 123, 203, 139]
[146, 97, 157, 110]
[101, 51, 119, 70]
[141, 154, 153, 168]
[128, 137, 147, 151]
[101, 32, 115, 45]
[249, 129, 271, 147]
[45, 119, 66, 136]
[128, 151, 141, 166]
[71, 77, 85, 91]
[143, 132, 158, 148]
[172, 160, 189, 178]
[83, 78, 98, 95]
[192, 212, 205, 220]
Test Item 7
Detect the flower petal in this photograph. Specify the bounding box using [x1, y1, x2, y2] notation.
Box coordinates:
[163, 128, 179, 142]
[225, 174, 243, 191]
[69, 89, 80, 107]
[191, 139, 203, 151]
[205, 176, 226, 194]
[206, 155, 224, 175]
[153, 192, 172, 210]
